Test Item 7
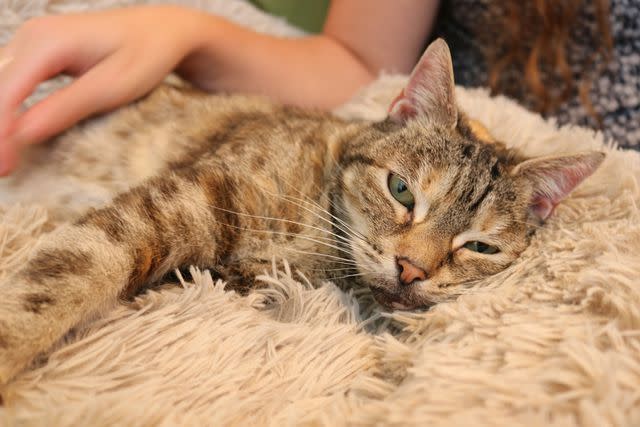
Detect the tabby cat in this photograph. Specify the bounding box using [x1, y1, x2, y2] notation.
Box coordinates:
[0, 40, 603, 384]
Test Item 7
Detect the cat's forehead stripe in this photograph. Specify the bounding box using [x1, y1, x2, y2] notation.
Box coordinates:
[467, 181, 493, 214]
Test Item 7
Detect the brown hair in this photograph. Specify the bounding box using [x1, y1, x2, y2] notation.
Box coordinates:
[481, 0, 613, 124]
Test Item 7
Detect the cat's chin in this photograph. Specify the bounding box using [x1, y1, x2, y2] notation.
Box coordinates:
[370, 287, 432, 311]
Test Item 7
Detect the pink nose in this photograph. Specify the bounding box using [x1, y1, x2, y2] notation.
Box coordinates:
[397, 258, 427, 286]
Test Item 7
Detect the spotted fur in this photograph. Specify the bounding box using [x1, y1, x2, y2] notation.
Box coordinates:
[0, 40, 604, 383]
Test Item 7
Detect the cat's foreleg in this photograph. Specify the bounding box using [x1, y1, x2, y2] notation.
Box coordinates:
[0, 168, 238, 384]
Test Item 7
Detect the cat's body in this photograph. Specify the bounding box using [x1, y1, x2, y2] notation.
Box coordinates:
[5, 84, 357, 274]
[0, 40, 604, 384]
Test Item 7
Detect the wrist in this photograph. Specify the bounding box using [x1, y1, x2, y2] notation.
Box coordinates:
[174, 12, 235, 91]
[156, 5, 214, 58]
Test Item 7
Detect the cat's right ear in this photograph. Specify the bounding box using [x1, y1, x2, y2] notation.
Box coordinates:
[388, 38, 458, 128]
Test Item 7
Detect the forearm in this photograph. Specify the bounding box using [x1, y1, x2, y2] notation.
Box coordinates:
[0, 1, 436, 176]
[177, 14, 376, 109]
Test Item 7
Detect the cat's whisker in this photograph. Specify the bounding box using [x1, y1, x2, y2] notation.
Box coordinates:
[295, 192, 356, 234]
[254, 176, 365, 242]
[280, 247, 363, 266]
[360, 257, 384, 275]
[210, 218, 359, 260]
[307, 263, 378, 276]
[288, 192, 366, 242]
[329, 272, 373, 281]
[307, 266, 358, 273]
[207, 204, 356, 247]
[260, 191, 378, 263]
[211, 186, 379, 277]
[252, 178, 372, 262]
[348, 238, 388, 265]
[262, 189, 366, 243]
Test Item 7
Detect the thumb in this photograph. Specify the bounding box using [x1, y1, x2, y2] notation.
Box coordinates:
[11, 51, 134, 147]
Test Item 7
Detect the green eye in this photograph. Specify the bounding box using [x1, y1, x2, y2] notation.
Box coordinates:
[463, 241, 500, 254]
[388, 173, 415, 209]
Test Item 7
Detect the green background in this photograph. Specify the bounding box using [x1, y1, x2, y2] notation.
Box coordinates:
[249, 0, 330, 33]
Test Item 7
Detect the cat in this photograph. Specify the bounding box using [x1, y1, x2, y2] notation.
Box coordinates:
[0, 39, 604, 384]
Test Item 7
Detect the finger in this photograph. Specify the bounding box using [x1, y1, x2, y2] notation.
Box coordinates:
[12, 50, 150, 146]
[0, 41, 70, 118]
[0, 48, 14, 137]
[0, 47, 18, 174]
[0, 136, 19, 176]
[0, 109, 22, 175]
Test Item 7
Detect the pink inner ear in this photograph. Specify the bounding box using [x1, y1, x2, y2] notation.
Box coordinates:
[530, 161, 598, 221]
[388, 89, 417, 120]
[530, 196, 555, 220]
[388, 90, 404, 114]
[387, 38, 457, 126]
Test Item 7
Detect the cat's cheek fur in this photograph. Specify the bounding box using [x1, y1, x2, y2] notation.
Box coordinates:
[340, 167, 397, 233]
[350, 244, 394, 282]
[413, 280, 461, 304]
[341, 192, 371, 241]
[341, 195, 396, 280]
[404, 251, 516, 305]
[373, 168, 410, 223]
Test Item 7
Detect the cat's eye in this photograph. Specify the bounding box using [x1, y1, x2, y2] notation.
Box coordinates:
[388, 173, 415, 210]
[462, 241, 500, 254]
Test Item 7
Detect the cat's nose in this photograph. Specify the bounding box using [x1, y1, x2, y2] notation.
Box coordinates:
[397, 258, 428, 286]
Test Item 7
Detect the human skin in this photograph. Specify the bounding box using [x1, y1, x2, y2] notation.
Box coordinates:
[0, 1, 439, 175]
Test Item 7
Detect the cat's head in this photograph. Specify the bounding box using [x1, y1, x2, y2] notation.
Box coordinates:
[335, 39, 604, 310]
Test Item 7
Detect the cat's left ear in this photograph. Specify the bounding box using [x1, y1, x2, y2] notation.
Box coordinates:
[512, 152, 605, 221]
[388, 38, 457, 128]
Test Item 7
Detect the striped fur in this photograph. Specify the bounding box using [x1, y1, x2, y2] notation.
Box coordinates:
[0, 43, 604, 384]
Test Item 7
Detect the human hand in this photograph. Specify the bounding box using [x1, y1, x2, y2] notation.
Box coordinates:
[0, 5, 205, 175]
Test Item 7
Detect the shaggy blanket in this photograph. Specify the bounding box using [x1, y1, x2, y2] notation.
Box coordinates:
[1, 1, 639, 426]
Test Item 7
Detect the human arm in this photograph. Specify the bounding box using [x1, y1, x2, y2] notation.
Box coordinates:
[178, 0, 439, 108]
[0, 1, 439, 174]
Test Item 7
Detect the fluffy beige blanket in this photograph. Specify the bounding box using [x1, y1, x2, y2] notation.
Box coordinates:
[1, 1, 639, 426]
